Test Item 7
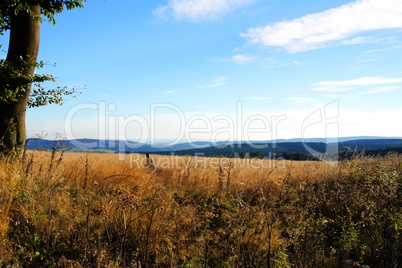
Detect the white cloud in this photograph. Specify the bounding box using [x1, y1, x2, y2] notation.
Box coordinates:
[313, 76, 402, 92]
[279, 61, 305, 67]
[197, 82, 226, 89]
[214, 76, 228, 82]
[232, 54, 255, 64]
[154, 0, 255, 20]
[291, 61, 303, 65]
[364, 45, 402, 53]
[241, 0, 402, 52]
[262, 60, 305, 69]
[323, 94, 341, 98]
[340, 36, 373, 45]
[356, 58, 374, 63]
[314, 87, 358, 93]
[366, 86, 400, 94]
[286, 97, 315, 103]
[246, 96, 272, 100]
[163, 90, 176, 94]
[198, 76, 229, 88]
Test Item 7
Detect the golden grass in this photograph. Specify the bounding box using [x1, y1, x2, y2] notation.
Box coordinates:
[0, 150, 401, 267]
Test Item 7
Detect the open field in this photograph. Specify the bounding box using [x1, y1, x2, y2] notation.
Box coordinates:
[1, 151, 402, 267]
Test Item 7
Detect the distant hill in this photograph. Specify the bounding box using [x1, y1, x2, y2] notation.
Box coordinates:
[340, 139, 402, 150]
[337, 146, 402, 160]
[155, 142, 329, 157]
[154, 139, 402, 159]
[25, 137, 402, 160]
[25, 138, 217, 153]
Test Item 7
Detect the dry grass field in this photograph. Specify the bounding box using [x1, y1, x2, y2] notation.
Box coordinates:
[0, 150, 402, 267]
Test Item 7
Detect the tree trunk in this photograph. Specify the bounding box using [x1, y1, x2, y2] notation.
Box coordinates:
[0, 5, 40, 156]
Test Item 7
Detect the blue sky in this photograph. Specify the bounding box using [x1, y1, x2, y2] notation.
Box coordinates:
[2, 0, 402, 143]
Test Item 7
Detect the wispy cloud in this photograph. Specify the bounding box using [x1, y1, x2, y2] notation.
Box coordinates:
[198, 76, 228, 88]
[163, 90, 176, 94]
[246, 96, 271, 100]
[286, 97, 315, 103]
[232, 54, 255, 64]
[262, 60, 305, 69]
[313, 76, 402, 92]
[323, 94, 341, 98]
[275, 61, 305, 67]
[153, 0, 255, 20]
[197, 83, 226, 89]
[364, 45, 402, 53]
[241, 0, 402, 52]
[356, 58, 374, 64]
[214, 76, 228, 82]
[366, 86, 400, 94]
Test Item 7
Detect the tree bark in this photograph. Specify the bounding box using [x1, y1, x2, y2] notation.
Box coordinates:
[0, 5, 40, 156]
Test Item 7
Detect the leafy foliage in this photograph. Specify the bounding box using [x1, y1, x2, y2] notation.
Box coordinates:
[0, 1, 86, 105]
[0, 59, 79, 107]
[28, 85, 78, 108]
[0, 1, 85, 106]
[0, 0, 86, 34]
